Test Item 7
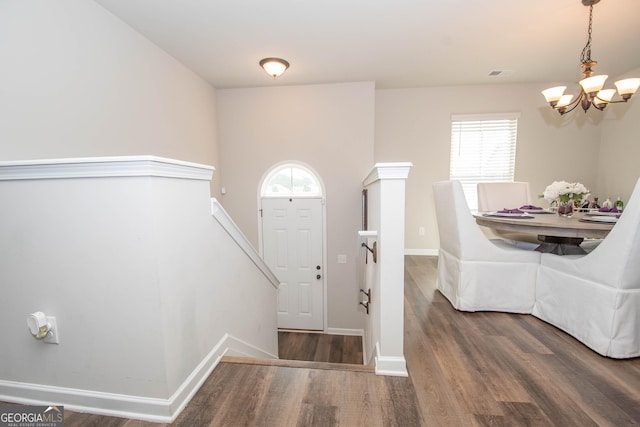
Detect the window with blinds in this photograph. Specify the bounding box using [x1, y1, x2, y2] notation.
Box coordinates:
[449, 113, 519, 210]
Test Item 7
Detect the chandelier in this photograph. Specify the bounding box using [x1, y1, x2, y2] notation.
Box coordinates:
[541, 0, 640, 115]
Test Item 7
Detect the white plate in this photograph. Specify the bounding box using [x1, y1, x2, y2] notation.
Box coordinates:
[580, 215, 619, 223]
[520, 208, 553, 214]
[585, 211, 621, 217]
[484, 212, 534, 218]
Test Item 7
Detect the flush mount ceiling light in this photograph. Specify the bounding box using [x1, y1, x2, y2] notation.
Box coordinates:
[541, 0, 640, 115]
[259, 57, 290, 79]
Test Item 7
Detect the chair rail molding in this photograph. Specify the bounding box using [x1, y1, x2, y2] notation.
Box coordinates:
[0, 156, 214, 181]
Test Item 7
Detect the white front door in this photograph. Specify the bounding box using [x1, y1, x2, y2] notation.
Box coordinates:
[261, 197, 324, 330]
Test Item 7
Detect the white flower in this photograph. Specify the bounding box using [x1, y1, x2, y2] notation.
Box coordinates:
[542, 181, 590, 203]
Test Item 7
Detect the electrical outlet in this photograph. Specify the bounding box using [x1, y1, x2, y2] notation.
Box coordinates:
[337, 254, 347, 264]
[43, 317, 59, 344]
[419, 226, 425, 236]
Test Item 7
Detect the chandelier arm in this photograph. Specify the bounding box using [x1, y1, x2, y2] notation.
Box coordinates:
[558, 101, 581, 115]
[557, 93, 585, 115]
[593, 95, 629, 104]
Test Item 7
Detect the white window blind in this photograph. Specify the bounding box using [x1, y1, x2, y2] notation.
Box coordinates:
[449, 113, 519, 210]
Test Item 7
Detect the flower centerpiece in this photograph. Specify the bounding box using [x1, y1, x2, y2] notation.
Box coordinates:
[542, 181, 590, 217]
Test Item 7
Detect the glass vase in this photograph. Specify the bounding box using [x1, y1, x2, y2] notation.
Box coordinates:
[557, 200, 573, 217]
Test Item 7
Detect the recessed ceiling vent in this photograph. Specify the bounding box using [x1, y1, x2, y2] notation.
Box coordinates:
[489, 70, 514, 77]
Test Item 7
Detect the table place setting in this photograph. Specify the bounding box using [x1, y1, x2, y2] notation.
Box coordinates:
[584, 207, 622, 217]
[518, 204, 554, 214]
[581, 206, 623, 223]
[482, 208, 534, 218]
[579, 216, 619, 223]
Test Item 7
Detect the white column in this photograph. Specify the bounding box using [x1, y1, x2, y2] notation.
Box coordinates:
[362, 162, 412, 376]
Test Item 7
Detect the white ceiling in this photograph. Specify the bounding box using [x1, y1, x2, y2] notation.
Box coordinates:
[94, 0, 640, 90]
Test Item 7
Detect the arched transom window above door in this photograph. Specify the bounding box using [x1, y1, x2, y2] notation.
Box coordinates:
[261, 163, 323, 197]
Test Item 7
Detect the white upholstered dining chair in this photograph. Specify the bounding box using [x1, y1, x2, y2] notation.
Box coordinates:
[433, 180, 541, 313]
[532, 177, 640, 358]
[477, 181, 540, 248]
[477, 181, 533, 212]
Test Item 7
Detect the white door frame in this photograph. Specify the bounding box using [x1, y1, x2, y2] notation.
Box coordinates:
[257, 161, 328, 332]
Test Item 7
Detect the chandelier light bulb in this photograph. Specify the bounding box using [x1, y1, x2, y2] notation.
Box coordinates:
[557, 94, 575, 108]
[614, 78, 640, 98]
[579, 75, 608, 95]
[594, 89, 615, 106]
[542, 86, 567, 105]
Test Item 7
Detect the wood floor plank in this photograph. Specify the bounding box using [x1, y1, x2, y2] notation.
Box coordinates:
[301, 369, 345, 408]
[64, 413, 129, 427]
[404, 269, 475, 426]
[295, 403, 337, 427]
[421, 302, 507, 417]
[339, 369, 384, 426]
[170, 362, 250, 427]
[342, 334, 364, 364]
[214, 364, 274, 427]
[254, 366, 309, 427]
[327, 335, 344, 363]
[314, 334, 332, 362]
[278, 331, 363, 365]
[529, 353, 638, 427]
[221, 355, 373, 373]
[381, 376, 425, 426]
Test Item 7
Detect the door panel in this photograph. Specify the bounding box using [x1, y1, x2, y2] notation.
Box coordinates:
[275, 229, 288, 268]
[262, 197, 323, 330]
[277, 282, 289, 313]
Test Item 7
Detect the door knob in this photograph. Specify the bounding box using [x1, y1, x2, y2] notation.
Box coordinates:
[316, 274, 321, 280]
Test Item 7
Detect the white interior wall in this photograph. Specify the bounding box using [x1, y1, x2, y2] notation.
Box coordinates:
[149, 177, 279, 394]
[0, 0, 221, 197]
[216, 82, 375, 331]
[1, 177, 167, 396]
[596, 67, 640, 203]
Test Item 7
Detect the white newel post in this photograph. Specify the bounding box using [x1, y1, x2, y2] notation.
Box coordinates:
[361, 162, 412, 376]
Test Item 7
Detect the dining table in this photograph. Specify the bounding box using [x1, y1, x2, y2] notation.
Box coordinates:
[474, 210, 616, 255]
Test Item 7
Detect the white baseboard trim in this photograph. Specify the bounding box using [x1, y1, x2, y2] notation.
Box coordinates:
[221, 334, 279, 360]
[374, 343, 408, 377]
[0, 381, 172, 423]
[325, 327, 364, 337]
[404, 248, 439, 256]
[0, 333, 277, 423]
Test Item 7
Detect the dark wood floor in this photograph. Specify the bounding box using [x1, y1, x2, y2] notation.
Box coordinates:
[17, 256, 640, 425]
[278, 331, 363, 365]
